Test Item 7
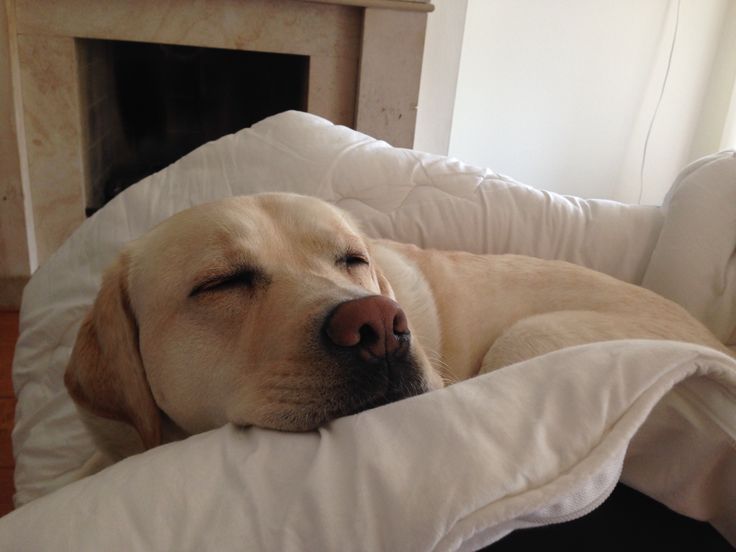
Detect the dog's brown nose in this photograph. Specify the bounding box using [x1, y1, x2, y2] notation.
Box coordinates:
[325, 296, 410, 361]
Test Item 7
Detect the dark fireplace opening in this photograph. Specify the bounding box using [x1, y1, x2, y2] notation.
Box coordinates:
[77, 39, 309, 213]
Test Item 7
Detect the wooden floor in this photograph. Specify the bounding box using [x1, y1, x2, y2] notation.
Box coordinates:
[0, 311, 18, 517]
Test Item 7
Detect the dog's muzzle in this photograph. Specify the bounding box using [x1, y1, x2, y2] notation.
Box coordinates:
[321, 295, 426, 414]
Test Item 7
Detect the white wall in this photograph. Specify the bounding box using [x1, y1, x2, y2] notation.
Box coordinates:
[615, 0, 732, 204]
[448, 0, 670, 199]
[689, 0, 736, 159]
[413, 0, 468, 155]
[416, 0, 736, 203]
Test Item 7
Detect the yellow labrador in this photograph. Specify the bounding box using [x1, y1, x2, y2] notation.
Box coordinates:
[65, 193, 734, 467]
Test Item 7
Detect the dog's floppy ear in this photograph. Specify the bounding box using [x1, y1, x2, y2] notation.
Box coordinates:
[64, 254, 161, 450]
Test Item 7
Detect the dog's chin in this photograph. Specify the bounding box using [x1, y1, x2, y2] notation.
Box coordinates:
[253, 367, 433, 433]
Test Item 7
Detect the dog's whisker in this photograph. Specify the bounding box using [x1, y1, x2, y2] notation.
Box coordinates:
[411, 338, 457, 385]
[434, 362, 458, 386]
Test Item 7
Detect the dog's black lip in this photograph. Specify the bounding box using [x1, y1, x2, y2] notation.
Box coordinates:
[255, 363, 430, 432]
[325, 365, 429, 420]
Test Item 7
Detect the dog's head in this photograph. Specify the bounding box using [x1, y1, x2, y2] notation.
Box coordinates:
[64, 193, 443, 450]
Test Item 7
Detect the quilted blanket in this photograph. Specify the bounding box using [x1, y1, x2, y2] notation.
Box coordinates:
[4, 112, 736, 549]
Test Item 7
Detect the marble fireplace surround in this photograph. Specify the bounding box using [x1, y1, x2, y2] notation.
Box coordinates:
[10, 0, 431, 274]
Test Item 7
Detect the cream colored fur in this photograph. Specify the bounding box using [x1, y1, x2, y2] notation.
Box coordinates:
[64, 193, 735, 472]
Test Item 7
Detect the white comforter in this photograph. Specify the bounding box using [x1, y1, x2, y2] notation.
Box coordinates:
[4, 112, 736, 549]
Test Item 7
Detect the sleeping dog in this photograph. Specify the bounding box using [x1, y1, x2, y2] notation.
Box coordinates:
[65, 193, 735, 467]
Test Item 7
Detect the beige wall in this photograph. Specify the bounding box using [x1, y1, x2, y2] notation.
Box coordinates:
[0, 1, 30, 309]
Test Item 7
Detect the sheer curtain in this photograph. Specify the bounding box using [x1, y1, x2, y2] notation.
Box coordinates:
[415, 0, 736, 205]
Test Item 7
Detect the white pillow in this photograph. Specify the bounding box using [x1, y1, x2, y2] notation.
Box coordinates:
[643, 150, 736, 344]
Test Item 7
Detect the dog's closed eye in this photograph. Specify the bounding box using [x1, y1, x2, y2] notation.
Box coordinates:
[338, 252, 369, 268]
[190, 267, 263, 296]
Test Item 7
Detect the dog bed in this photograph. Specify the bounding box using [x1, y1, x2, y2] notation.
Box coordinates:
[3, 112, 736, 549]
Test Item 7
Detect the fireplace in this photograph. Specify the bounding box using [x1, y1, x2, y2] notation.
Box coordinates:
[79, 40, 309, 212]
[1, 0, 431, 307]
